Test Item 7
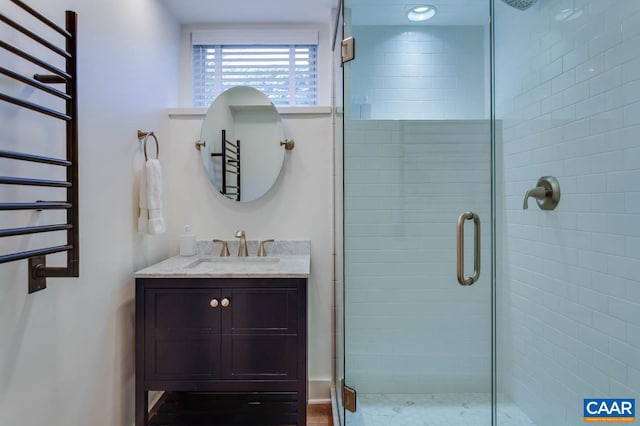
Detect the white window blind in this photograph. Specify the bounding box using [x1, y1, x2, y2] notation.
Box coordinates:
[193, 44, 318, 107]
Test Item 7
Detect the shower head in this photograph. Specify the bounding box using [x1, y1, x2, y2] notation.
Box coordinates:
[500, 0, 538, 10]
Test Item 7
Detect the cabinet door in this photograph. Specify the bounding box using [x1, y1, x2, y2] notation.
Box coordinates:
[220, 287, 298, 334]
[220, 287, 299, 380]
[144, 289, 222, 380]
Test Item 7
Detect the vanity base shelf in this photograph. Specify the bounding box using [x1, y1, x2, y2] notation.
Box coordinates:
[149, 391, 300, 425]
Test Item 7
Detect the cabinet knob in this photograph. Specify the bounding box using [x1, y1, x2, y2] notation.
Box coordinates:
[221, 298, 230, 308]
[210, 298, 219, 308]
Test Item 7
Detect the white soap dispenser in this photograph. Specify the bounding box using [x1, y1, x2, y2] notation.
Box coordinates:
[179, 225, 196, 256]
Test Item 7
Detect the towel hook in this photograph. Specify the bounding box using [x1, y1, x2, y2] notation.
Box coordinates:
[138, 129, 159, 161]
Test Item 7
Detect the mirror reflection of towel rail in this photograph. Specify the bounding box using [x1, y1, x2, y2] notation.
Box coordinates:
[210, 129, 241, 201]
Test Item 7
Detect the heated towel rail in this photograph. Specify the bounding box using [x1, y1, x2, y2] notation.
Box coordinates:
[0, 0, 79, 293]
[212, 129, 241, 201]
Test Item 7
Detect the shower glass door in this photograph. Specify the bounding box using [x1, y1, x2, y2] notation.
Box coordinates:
[342, 0, 495, 424]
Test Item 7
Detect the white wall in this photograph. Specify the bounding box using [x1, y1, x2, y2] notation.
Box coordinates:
[0, 1, 180, 425]
[164, 108, 334, 399]
[496, 0, 640, 424]
[350, 26, 485, 120]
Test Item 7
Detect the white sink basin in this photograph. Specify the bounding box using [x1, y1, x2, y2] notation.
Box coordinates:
[185, 257, 280, 268]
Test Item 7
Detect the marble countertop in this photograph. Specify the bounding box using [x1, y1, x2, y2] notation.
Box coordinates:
[134, 240, 310, 278]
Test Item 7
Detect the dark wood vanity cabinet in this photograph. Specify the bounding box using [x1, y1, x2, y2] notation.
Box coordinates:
[135, 277, 307, 426]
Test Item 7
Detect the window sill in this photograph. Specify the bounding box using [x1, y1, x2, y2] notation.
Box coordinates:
[167, 106, 332, 118]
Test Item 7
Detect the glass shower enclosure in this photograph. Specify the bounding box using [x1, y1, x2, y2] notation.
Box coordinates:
[338, 0, 503, 424]
[337, 0, 640, 425]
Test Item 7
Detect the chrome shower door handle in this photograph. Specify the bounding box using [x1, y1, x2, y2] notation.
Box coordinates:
[456, 212, 481, 286]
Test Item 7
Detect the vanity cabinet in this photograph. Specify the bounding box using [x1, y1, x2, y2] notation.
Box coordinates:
[135, 277, 307, 426]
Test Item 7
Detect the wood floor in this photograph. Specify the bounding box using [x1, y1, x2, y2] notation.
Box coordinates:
[307, 403, 333, 426]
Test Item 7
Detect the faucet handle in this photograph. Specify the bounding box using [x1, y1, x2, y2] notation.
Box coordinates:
[522, 186, 547, 210]
[523, 176, 561, 210]
[212, 239, 230, 257]
[257, 239, 274, 257]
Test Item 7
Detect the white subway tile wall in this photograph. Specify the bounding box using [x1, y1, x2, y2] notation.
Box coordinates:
[496, 0, 640, 425]
[344, 120, 492, 393]
[350, 26, 486, 120]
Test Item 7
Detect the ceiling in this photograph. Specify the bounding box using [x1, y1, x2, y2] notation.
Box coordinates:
[348, 0, 490, 26]
[160, 0, 339, 24]
[160, 0, 490, 26]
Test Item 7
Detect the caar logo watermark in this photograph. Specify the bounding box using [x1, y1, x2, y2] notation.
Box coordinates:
[584, 398, 635, 422]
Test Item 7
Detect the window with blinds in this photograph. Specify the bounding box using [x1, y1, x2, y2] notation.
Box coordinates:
[193, 44, 318, 107]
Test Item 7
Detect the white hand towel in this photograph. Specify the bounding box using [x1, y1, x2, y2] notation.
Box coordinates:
[146, 159, 166, 235]
[137, 162, 149, 233]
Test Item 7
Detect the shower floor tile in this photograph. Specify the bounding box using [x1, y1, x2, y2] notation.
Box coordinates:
[347, 393, 535, 426]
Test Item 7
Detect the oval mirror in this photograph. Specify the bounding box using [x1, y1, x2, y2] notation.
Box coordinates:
[199, 86, 285, 202]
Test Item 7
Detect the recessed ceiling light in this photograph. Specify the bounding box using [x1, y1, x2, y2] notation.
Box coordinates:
[407, 5, 437, 22]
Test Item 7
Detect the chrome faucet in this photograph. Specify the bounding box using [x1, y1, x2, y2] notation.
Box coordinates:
[235, 230, 248, 256]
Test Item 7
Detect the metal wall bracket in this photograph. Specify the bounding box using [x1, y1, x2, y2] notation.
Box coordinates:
[342, 37, 355, 63]
[342, 382, 357, 413]
[280, 139, 295, 150]
[28, 256, 47, 293]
